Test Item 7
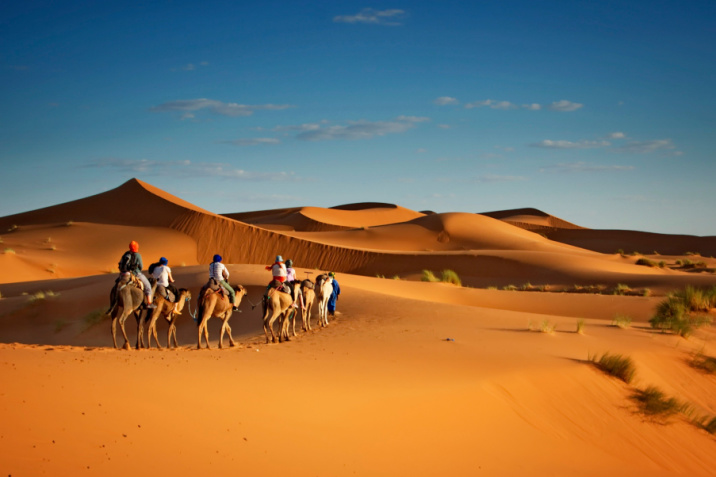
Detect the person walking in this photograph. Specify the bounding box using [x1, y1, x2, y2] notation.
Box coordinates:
[327, 271, 340, 317]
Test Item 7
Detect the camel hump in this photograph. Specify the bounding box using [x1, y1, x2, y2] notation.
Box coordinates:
[301, 279, 314, 290]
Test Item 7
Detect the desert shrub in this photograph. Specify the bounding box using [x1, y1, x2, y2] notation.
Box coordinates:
[65, 220, 74, 226]
[689, 353, 716, 374]
[612, 314, 632, 329]
[521, 282, 532, 290]
[674, 286, 709, 312]
[8, 225, 18, 232]
[630, 251, 641, 256]
[486, 286, 497, 290]
[650, 293, 712, 337]
[650, 295, 687, 331]
[539, 320, 556, 333]
[502, 284, 517, 291]
[576, 319, 585, 334]
[613, 283, 631, 296]
[700, 416, 716, 434]
[705, 286, 716, 308]
[658, 261, 666, 268]
[82, 309, 107, 331]
[681, 258, 693, 267]
[3, 248, 15, 254]
[631, 386, 688, 419]
[421, 270, 440, 282]
[392, 275, 401, 280]
[54, 319, 69, 333]
[636, 258, 658, 267]
[617, 249, 625, 256]
[440, 269, 462, 286]
[642, 288, 651, 297]
[685, 251, 700, 256]
[375, 274, 385, 279]
[590, 352, 636, 384]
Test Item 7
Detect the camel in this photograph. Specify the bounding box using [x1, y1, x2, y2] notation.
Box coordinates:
[146, 288, 191, 349]
[108, 275, 149, 350]
[197, 284, 246, 349]
[315, 274, 333, 328]
[262, 284, 300, 344]
[300, 281, 316, 332]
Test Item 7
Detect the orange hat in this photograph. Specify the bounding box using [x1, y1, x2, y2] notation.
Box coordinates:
[129, 241, 139, 252]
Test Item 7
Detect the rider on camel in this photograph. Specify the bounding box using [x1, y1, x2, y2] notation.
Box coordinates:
[210, 254, 239, 311]
[119, 241, 155, 309]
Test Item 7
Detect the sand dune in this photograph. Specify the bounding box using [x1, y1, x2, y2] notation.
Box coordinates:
[481, 207, 586, 230]
[1, 179, 715, 476]
[544, 228, 716, 257]
[224, 202, 424, 232]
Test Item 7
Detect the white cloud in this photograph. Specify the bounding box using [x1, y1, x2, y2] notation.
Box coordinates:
[296, 118, 417, 141]
[82, 158, 298, 181]
[608, 132, 626, 139]
[548, 100, 583, 112]
[613, 139, 680, 155]
[150, 98, 293, 118]
[465, 99, 518, 110]
[437, 124, 451, 129]
[333, 8, 406, 25]
[530, 139, 611, 149]
[472, 174, 527, 183]
[225, 138, 281, 146]
[396, 115, 429, 122]
[434, 96, 459, 106]
[522, 103, 542, 110]
[540, 162, 634, 173]
[272, 123, 323, 132]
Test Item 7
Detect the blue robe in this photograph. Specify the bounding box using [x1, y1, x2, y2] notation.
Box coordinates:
[328, 279, 340, 313]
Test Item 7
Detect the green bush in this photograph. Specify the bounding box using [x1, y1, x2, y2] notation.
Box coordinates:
[636, 258, 658, 267]
[440, 269, 462, 286]
[421, 270, 439, 282]
[612, 314, 632, 329]
[650, 291, 713, 337]
[613, 283, 632, 295]
[591, 352, 636, 384]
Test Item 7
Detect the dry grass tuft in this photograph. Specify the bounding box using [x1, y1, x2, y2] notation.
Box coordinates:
[630, 386, 690, 420]
[590, 352, 636, 384]
[421, 270, 440, 282]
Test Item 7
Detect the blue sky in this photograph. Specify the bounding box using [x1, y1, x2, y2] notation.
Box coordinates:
[2, 1, 715, 235]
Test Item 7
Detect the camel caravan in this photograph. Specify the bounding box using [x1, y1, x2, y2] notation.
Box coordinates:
[107, 244, 341, 350]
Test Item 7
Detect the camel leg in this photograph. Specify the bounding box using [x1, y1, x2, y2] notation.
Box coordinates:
[167, 321, 175, 348]
[111, 316, 119, 349]
[226, 321, 236, 347]
[172, 321, 179, 348]
[267, 310, 281, 343]
[136, 310, 147, 350]
[291, 308, 298, 337]
[262, 306, 273, 344]
[147, 308, 161, 349]
[118, 312, 131, 350]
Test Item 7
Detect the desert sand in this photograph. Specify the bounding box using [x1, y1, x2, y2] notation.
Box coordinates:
[1, 178, 715, 476]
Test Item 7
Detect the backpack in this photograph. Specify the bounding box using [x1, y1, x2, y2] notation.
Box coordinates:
[148, 261, 160, 275]
[118, 252, 137, 273]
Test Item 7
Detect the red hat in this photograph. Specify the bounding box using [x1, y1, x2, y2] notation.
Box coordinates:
[129, 241, 139, 252]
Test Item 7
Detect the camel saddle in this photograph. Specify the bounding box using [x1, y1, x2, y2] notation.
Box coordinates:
[301, 279, 314, 290]
[268, 279, 291, 295]
[116, 272, 144, 292]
